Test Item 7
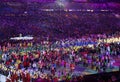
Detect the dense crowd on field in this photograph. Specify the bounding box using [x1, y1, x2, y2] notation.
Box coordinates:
[0, 34, 119, 82]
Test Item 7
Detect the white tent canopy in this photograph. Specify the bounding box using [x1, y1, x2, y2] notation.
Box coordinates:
[10, 36, 33, 40]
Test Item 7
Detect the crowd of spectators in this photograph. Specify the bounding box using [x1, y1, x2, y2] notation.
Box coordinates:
[0, 2, 120, 41]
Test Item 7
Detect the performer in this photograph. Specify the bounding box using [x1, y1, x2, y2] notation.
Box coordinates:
[21, 71, 26, 82]
[26, 72, 31, 82]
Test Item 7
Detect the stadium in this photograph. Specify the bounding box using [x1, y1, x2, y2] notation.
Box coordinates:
[0, 0, 120, 82]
